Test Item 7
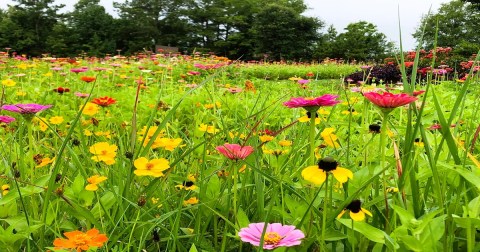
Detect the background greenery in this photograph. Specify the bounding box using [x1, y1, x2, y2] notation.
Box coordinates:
[1, 0, 478, 61]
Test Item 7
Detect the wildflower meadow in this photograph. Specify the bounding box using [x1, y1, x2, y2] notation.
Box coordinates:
[0, 49, 480, 252]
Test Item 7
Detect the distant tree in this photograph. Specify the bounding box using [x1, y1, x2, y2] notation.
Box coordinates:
[333, 21, 391, 62]
[314, 25, 342, 60]
[413, 0, 480, 56]
[67, 0, 116, 56]
[252, 4, 323, 61]
[1, 0, 64, 56]
[461, 0, 480, 10]
[114, 0, 191, 53]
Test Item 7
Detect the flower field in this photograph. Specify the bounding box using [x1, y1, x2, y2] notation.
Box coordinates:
[1, 52, 480, 251]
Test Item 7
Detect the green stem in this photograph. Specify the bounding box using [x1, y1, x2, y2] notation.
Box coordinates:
[380, 112, 390, 232]
[309, 110, 317, 164]
[321, 173, 329, 249]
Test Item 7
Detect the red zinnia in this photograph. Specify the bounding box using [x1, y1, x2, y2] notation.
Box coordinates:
[81, 76, 96, 83]
[363, 92, 417, 113]
[53, 87, 70, 94]
[92, 96, 116, 107]
[216, 143, 254, 160]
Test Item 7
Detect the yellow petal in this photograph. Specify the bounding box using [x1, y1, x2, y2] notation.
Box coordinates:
[301, 166, 326, 185]
[331, 167, 353, 183]
[85, 184, 99, 191]
[350, 210, 365, 221]
[337, 209, 346, 219]
[362, 208, 372, 217]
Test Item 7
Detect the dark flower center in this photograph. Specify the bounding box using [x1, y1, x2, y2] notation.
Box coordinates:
[346, 199, 362, 213]
[318, 157, 338, 172]
[369, 124, 381, 133]
[183, 181, 194, 187]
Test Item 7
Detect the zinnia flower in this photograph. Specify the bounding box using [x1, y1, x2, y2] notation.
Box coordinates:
[238, 222, 305, 250]
[53, 87, 70, 94]
[85, 175, 107, 191]
[53, 228, 108, 251]
[92, 96, 116, 107]
[337, 199, 372, 221]
[89, 142, 117, 165]
[301, 157, 353, 185]
[216, 143, 254, 160]
[183, 197, 199, 206]
[134, 157, 170, 177]
[0, 115, 15, 124]
[80, 76, 96, 83]
[1, 103, 52, 114]
[81, 102, 100, 116]
[363, 92, 417, 113]
[283, 94, 340, 112]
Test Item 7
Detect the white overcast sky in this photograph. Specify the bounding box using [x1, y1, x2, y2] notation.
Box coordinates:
[1, 0, 451, 50]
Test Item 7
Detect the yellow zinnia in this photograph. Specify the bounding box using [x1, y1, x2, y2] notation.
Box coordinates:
[85, 175, 108, 191]
[89, 142, 117, 165]
[82, 102, 100, 116]
[134, 157, 170, 177]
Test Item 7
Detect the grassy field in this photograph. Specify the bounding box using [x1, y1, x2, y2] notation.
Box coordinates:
[0, 54, 480, 251]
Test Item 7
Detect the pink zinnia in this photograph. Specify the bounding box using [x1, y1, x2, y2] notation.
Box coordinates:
[238, 223, 305, 250]
[216, 144, 254, 160]
[363, 92, 417, 112]
[1, 103, 52, 114]
[0, 115, 15, 124]
[283, 95, 340, 111]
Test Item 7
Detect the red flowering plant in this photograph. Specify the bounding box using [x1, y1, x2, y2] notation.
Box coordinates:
[92, 96, 117, 107]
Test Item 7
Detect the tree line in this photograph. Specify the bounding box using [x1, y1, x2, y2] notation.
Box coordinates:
[0, 0, 478, 61]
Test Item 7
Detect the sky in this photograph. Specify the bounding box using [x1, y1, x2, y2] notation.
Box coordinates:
[303, 0, 451, 50]
[0, 0, 451, 50]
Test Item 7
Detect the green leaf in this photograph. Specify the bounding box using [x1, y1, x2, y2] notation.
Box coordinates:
[323, 228, 348, 241]
[337, 219, 385, 243]
[91, 191, 116, 219]
[189, 243, 198, 252]
[236, 208, 250, 229]
[391, 204, 415, 227]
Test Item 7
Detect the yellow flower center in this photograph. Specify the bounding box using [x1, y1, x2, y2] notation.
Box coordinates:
[263, 232, 282, 245]
[101, 150, 108, 155]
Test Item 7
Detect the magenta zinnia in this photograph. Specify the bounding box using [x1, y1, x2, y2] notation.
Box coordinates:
[238, 223, 305, 250]
[1, 103, 52, 114]
[363, 92, 417, 112]
[216, 143, 254, 160]
[0, 115, 15, 124]
[283, 95, 340, 112]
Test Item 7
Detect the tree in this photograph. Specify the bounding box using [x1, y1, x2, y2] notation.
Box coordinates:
[314, 25, 342, 60]
[3, 0, 65, 56]
[252, 4, 323, 61]
[413, 0, 480, 56]
[114, 0, 191, 53]
[67, 0, 117, 56]
[333, 21, 391, 62]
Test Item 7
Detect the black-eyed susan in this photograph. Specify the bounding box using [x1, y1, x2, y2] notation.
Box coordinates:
[301, 157, 353, 185]
[337, 199, 372, 221]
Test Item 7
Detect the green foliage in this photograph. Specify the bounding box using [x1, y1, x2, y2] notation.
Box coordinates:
[252, 4, 323, 61]
[413, 0, 480, 56]
[316, 21, 394, 62]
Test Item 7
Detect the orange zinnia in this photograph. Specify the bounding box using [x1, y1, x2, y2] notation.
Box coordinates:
[92, 96, 116, 107]
[80, 76, 96, 83]
[53, 228, 108, 251]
